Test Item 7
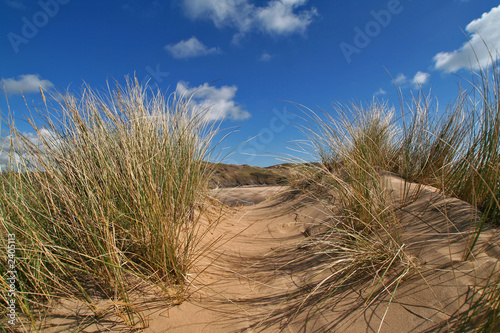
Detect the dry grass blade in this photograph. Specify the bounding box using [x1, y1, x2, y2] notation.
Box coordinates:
[0, 77, 223, 330]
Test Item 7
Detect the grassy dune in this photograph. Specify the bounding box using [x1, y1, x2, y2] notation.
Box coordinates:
[0, 79, 221, 330]
[287, 62, 500, 331]
[209, 163, 290, 188]
[0, 61, 499, 331]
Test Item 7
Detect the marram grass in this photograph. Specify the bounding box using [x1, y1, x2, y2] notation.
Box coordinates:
[0, 78, 220, 330]
[287, 58, 500, 331]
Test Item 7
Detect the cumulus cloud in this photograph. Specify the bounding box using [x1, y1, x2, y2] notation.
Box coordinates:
[175, 81, 251, 121]
[412, 71, 430, 86]
[0, 128, 61, 172]
[181, 0, 317, 41]
[1, 74, 54, 95]
[394, 73, 407, 85]
[433, 5, 500, 72]
[182, 0, 251, 29]
[374, 88, 386, 96]
[391, 72, 430, 88]
[255, 0, 317, 36]
[0, 135, 14, 172]
[165, 36, 221, 59]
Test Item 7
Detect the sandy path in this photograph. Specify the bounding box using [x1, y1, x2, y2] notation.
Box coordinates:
[145, 186, 315, 332]
[41, 182, 500, 332]
[41, 186, 302, 333]
[146, 182, 500, 332]
[212, 185, 287, 206]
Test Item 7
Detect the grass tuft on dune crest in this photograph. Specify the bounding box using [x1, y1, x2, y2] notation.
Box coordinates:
[288, 57, 500, 331]
[0, 78, 221, 330]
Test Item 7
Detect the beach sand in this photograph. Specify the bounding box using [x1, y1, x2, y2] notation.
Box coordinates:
[41, 178, 500, 332]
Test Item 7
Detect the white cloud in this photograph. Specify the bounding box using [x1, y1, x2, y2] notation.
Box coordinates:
[0, 128, 61, 172]
[259, 52, 274, 61]
[374, 88, 386, 96]
[433, 5, 500, 72]
[394, 73, 407, 84]
[165, 36, 221, 59]
[391, 72, 430, 88]
[181, 0, 251, 29]
[176, 81, 251, 121]
[255, 0, 317, 36]
[1, 74, 54, 95]
[412, 71, 430, 86]
[0, 139, 19, 172]
[181, 0, 317, 41]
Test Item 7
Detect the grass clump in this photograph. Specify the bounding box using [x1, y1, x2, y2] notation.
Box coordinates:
[288, 58, 500, 330]
[393, 64, 500, 259]
[395, 65, 500, 224]
[304, 100, 400, 234]
[454, 274, 500, 332]
[0, 78, 220, 330]
[284, 100, 412, 331]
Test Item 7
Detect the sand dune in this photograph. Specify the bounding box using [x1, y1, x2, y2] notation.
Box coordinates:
[41, 179, 500, 332]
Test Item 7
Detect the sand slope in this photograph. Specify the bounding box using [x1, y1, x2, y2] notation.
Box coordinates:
[41, 180, 500, 332]
[144, 181, 500, 332]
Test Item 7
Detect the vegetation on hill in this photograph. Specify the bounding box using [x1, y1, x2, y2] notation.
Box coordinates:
[0, 57, 499, 331]
[0, 79, 221, 330]
[208, 163, 290, 187]
[286, 60, 500, 331]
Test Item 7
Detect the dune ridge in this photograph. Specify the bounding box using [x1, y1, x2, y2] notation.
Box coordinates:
[41, 177, 500, 332]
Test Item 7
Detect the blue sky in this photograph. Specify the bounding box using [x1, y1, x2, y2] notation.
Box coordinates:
[1, 0, 500, 167]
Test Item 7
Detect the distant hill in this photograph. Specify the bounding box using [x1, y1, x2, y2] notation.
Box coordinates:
[208, 163, 293, 188]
